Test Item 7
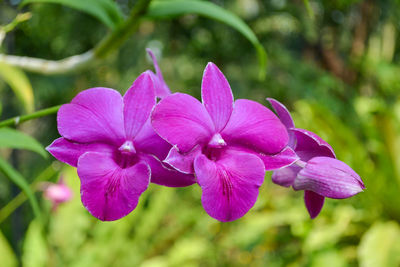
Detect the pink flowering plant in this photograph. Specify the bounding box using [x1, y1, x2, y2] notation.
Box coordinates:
[43, 51, 364, 222]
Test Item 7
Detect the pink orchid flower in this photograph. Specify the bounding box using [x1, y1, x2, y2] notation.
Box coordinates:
[268, 99, 365, 218]
[151, 63, 298, 222]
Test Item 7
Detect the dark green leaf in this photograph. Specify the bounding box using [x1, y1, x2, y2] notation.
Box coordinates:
[0, 157, 42, 221]
[146, 0, 267, 79]
[0, 128, 47, 158]
[21, 0, 124, 29]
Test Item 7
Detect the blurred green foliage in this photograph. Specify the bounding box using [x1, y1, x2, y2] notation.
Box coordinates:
[1, 0, 400, 266]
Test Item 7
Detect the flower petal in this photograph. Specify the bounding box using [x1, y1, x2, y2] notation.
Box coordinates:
[146, 48, 171, 98]
[164, 145, 202, 174]
[304, 190, 325, 219]
[134, 118, 172, 161]
[140, 154, 196, 187]
[201, 62, 233, 132]
[46, 137, 114, 167]
[151, 93, 215, 153]
[271, 165, 301, 187]
[58, 88, 125, 145]
[293, 156, 365, 199]
[194, 151, 265, 222]
[222, 99, 288, 154]
[123, 72, 156, 139]
[259, 146, 299, 171]
[267, 98, 296, 148]
[293, 128, 335, 160]
[77, 152, 150, 221]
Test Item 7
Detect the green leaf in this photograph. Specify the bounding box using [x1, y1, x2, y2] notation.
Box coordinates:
[21, 0, 124, 29]
[147, 0, 267, 79]
[0, 128, 47, 158]
[358, 221, 400, 267]
[0, 157, 42, 221]
[22, 220, 48, 267]
[0, 63, 34, 113]
[0, 230, 18, 267]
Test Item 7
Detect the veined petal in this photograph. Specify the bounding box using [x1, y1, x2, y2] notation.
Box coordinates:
[151, 93, 215, 153]
[58, 88, 125, 145]
[271, 165, 301, 187]
[259, 146, 299, 171]
[146, 48, 171, 98]
[293, 157, 365, 199]
[267, 98, 296, 148]
[164, 145, 202, 174]
[46, 137, 114, 167]
[140, 154, 196, 187]
[194, 151, 265, 222]
[77, 152, 150, 221]
[304, 190, 325, 219]
[123, 72, 156, 139]
[293, 128, 335, 160]
[222, 99, 289, 155]
[201, 62, 233, 132]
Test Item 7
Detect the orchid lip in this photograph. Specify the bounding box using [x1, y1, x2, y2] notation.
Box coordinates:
[208, 133, 226, 148]
[118, 140, 136, 154]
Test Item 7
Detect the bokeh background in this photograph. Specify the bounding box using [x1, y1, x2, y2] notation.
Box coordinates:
[1, 0, 400, 266]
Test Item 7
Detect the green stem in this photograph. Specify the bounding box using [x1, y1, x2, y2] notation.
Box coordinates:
[303, 0, 315, 20]
[95, 0, 152, 58]
[0, 105, 61, 128]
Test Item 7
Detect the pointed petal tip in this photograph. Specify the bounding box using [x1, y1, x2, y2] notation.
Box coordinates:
[294, 157, 364, 199]
[304, 190, 324, 219]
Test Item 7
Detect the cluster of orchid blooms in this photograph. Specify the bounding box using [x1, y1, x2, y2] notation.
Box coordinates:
[46, 49, 365, 222]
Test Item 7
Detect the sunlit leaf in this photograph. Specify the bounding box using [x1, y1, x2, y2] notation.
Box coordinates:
[22, 220, 48, 267]
[0, 230, 17, 267]
[0, 157, 42, 221]
[21, 0, 124, 29]
[358, 221, 400, 267]
[0, 128, 47, 158]
[0, 63, 34, 113]
[147, 0, 267, 79]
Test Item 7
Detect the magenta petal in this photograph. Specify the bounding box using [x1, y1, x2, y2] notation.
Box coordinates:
[293, 157, 365, 199]
[58, 88, 125, 145]
[194, 151, 265, 222]
[293, 128, 335, 160]
[140, 154, 196, 187]
[164, 145, 202, 174]
[151, 93, 215, 153]
[267, 98, 296, 148]
[77, 152, 150, 221]
[260, 146, 299, 171]
[46, 137, 114, 167]
[222, 99, 289, 154]
[201, 63, 233, 132]
[123, 72, 156, 139]
[146, 48, 171, 98]
[304, 190, 325, 219]
[134, 118, 172, 161]
[267, 98, 295, 129]
[271, 165, 301, 187]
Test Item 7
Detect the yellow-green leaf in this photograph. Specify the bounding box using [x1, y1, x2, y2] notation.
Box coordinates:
[0, 63, 34, 113]
[0, 230, 18, 267]
[358, 221, 400, 267]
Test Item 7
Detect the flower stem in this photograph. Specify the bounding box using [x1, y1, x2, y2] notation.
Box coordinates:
[0, 105, 61, 128]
